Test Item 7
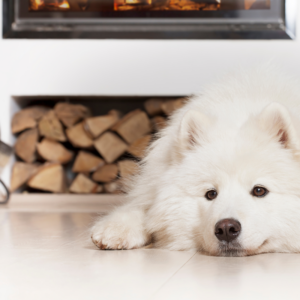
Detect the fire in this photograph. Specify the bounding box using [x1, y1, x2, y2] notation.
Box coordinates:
[30, 0, 45, 10]
[36, 0, 44, 5]
[114, 0, 220, 11]
[58, 1, 70, 9]
[29, 0, 270, 12]
[30, 0, 70, 11]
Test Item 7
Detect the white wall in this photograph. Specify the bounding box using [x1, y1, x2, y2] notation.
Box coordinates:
[1, 4, 300, 184]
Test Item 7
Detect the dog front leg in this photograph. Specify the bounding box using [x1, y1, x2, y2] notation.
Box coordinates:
[91, 203, 150, 250]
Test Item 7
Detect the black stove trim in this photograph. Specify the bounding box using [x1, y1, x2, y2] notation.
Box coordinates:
[3, 0, 296, 39]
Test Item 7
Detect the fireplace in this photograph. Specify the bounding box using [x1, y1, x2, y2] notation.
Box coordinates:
[3, 0, 296, 39]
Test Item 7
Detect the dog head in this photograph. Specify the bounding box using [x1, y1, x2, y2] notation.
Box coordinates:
[171, 102, 300, 256]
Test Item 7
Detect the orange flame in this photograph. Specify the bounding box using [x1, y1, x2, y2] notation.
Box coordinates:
[36, 0, 44, 5]
[58, 0, 70, 9]
[114, 0, 219, 11]
[30, 0, 70, 10]
[30, 0, 45, 10]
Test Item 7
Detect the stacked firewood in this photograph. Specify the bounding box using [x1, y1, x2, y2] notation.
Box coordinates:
[10, 97, 185, 194]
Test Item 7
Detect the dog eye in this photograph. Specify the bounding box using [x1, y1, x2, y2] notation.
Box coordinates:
[251, 186, 269, 198]
[205, 190, 218, 201]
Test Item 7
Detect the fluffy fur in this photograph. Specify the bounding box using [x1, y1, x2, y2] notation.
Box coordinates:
[91, 68, 300, 256]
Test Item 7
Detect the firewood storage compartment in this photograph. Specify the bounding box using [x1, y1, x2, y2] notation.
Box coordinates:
[10, 96, 186, 195]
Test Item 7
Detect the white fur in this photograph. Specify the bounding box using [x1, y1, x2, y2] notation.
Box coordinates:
[91, 68, 300, 256]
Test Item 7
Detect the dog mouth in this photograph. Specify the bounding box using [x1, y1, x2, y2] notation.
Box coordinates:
[215, 239, 269, 257]
[217, 241, 244, 257]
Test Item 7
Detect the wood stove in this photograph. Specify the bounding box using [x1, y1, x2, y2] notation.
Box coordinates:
[3, 0, 296, 39]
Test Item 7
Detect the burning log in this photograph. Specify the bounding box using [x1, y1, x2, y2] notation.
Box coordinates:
[38, 110, 67, 142]
[92, 164, 119, 183]
[11, 106, 50, 134]
[14, 128, 39, 163]
[72, 151, 105, 173]
[27, 163, 66, 193]
[30, 0, 71, 11]
[66, 122, 93, 148]
[112, 109, 152, 144]
[10, 162, 40, 192]
[127, 135, 151, 159]
[94, 132, 128, 163]
[37, 138, 73, 164]
[69, 174, 103, 194]
[54, 102, 91, 128]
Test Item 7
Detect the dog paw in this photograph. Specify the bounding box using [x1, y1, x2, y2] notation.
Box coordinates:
[91, 211, 149, 250]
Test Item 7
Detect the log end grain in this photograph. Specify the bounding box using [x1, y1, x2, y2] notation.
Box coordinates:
[94, 132, 128, 164]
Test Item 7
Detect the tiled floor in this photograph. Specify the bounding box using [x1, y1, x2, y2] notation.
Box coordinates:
[1, 196, 300, 300]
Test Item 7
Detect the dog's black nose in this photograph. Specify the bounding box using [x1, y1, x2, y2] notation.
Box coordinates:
[215, 219, 241, 243]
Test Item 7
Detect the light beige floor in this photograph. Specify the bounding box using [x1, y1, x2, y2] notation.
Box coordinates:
[1, 197, 300, 300]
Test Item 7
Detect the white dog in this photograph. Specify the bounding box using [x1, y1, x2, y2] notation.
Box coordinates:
[91, 69, 300, 256]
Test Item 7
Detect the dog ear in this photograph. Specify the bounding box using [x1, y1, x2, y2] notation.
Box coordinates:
[179, 110, 212, 150]
[259, 102, 300, 150]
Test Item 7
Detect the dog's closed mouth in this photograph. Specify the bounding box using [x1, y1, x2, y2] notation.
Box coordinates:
[217, 240, 269, 257]
[219, 249, 244, 257]
[218, 242, 244, 257]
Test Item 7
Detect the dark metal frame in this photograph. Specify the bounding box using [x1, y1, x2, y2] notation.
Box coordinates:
[3, 0, 297, 39]
[0, 180, 10, 204]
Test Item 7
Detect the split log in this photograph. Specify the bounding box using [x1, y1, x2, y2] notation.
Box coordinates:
[11, 106, 50, 134]
[104, 180, 122, 194]
[66, 122, 93, 148]
[118, 160, 139, 179]
[54, 102, 91, 128]
[38, 110, 66, 142]
[92, 164, 118, 183]
[37, 138, 73, 164]
[83, 113, 120, 139]
[27, 163, 65, 193]
[10, 162, 40, 192]
[69, 174, 103, 194]
[14, 128, 38, 163]
[72, 151, 105, 173]
[94, 132, 128, 163]
[151, 116, 167, 132]
[127, 135, 151, 159]
[112, 109, 151, 144]
[144, 98, 164, 116]
[108, 109, 123, 119]
[161, 98, 186, 116]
